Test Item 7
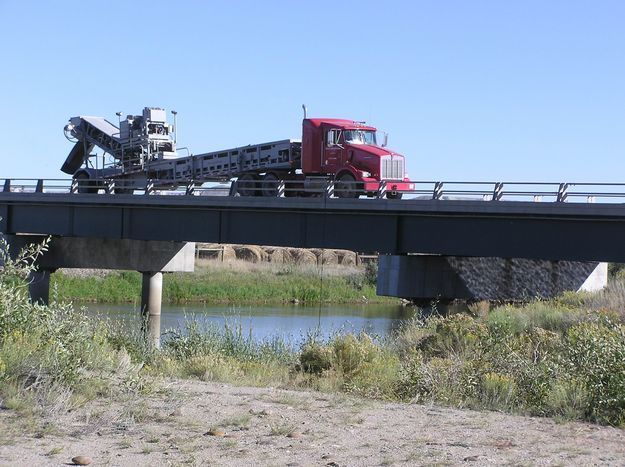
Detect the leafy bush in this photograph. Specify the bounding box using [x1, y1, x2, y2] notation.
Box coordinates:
[299, 342, 333, 374]
[562, 318, 625, 424]
[0, 237, 142, 415]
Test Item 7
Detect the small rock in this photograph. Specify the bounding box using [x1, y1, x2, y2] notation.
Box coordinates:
[259, 409, 272, 416]
[169, 408, 182, 417]
[463, 455, 480, 462]
[326, 462, 340, 467]
[493, 439, 515, 449]
[287, 431, 302, 439]
[71, 456, 93, 466]
[205, 428, 226, 437]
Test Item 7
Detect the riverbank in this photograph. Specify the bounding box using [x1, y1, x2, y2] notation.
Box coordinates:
[50, 259, 395, 305]
[1, 244, 624, 465]
[2, 379, 623, 466]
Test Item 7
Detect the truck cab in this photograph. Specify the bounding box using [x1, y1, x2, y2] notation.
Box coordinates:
[302, 118, 412, 198]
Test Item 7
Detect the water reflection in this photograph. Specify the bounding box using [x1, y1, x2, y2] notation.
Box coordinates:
[83, 303, 418, 345]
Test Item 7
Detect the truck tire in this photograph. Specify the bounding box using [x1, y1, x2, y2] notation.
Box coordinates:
[75, 173, 97, 194]
[237, 174, 259, 197]
[114, 187, 134, 195]
[386, 192, 403, 200]
[335, 173, 360, 199]
[261, 173, 281, 197]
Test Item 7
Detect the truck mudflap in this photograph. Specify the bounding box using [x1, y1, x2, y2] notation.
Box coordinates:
[362, 180, 415, 193]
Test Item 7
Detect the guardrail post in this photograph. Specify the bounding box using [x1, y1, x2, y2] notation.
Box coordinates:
[492, 182, 504, 201]
[229, 181, 239, 196]
[185, 181, 195, 196]
[433, 182, 444, 200]
[35, 179, 44, 193]
[377, 181, 387, 199]
[70, 178, 78, 194]
[105, 179, 115, 194]
[277, 180, 285, 197]
[145, 180, 155, 195]
[3, 179, 10, 193]
[325, 180, 334, 198]
[556, 183, 569, 202]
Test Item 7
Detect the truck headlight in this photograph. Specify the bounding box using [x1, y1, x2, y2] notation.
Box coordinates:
[361, 171, 371, 178]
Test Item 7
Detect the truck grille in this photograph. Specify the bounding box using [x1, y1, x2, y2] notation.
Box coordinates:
[380, 156, 404, 180]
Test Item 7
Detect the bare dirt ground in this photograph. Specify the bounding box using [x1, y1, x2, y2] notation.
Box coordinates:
[0, 379, 623, 466]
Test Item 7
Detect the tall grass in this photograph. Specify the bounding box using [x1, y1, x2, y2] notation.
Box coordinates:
[0, 238, 144, 418]
[51, 260, 389, 305]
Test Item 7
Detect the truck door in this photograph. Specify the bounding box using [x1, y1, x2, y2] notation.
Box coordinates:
[323, 128, 343, 172]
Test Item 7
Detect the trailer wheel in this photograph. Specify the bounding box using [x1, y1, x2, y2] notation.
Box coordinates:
[75, 173, 97, 194]
[237, 174, 259, 197]
[262, 173, 281, 197]
[335, 173, 360, 198]
[114, 187, 134, 195]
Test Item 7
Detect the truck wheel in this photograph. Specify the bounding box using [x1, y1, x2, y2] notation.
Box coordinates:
[114, 187, 134, 195]
[386, 192, 403, 200]
[262, 173, 281, 197]
[75, 173, 97, 194]
[237, 174, 259, 197]
[336, 173, 360, 198]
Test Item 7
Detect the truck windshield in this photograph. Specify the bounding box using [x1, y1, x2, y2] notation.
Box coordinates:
[344, 130, 377, 145]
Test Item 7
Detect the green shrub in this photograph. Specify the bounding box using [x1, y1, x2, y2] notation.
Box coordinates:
[0, 237, 142, 415]
[545, 380, 590, 421]
[299, 342, 333, 374]
[480, 372, 518, 410]
[563, 318, 625, 425]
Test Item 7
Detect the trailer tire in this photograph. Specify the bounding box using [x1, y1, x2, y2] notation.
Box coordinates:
[237, 174, 259, 197]
[335, 173, 360, 199]
[262, 173, 281, 197]
[114, 188, 134, 195]
[75, 173, 97, 194]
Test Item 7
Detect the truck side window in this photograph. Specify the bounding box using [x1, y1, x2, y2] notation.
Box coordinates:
[326, 129, 341, 147]
[326, 130, 335, 146]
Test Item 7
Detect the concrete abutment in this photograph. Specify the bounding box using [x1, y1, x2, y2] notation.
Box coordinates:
[2, 235, 194, 347]
[377, 254, 608, 301]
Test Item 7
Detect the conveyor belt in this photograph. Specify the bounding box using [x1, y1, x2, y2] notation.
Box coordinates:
[61, 116, 122, 174]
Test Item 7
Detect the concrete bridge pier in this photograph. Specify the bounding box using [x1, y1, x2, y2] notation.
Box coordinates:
[28, 269, 51, 305]
[141, 272, 163, 348]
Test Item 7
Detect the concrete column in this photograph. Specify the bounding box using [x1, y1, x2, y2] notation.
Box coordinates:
[141, 271, 163, 348]
[28, 270, 51, 305]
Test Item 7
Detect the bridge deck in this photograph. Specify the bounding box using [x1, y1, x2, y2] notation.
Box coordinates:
[1, 192, 624, 262]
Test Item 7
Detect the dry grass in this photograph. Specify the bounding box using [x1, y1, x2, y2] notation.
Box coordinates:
[195, 257, 363, 277]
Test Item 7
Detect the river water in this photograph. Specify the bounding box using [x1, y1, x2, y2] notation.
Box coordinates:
[83, 303, 418, 345]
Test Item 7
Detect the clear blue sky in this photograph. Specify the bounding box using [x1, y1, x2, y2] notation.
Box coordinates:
[1, 0, 623, 182]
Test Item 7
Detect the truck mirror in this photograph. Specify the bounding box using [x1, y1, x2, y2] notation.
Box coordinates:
[382, 132, 388, 147]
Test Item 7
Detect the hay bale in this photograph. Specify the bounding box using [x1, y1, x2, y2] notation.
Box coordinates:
[221, 245, 237, 262]
[290, 248, 317, 265]
[337, 250, 357, 266]
[266, 247, 293, 264]
[313, 249, 339, 265]
[234, 245, 267, 263]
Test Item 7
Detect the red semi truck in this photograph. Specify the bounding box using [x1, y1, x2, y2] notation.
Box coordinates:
[62, 107, 413, 198]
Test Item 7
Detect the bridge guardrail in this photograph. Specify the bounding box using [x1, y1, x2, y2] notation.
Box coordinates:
[3, 178, 625, 204]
